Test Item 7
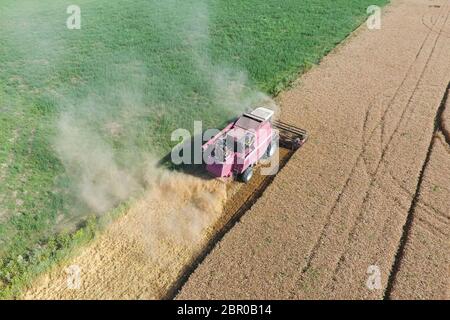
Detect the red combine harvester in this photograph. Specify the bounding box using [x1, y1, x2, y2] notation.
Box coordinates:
[202, 107, 308, 183]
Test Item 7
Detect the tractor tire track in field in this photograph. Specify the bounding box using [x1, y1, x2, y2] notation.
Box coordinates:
[384, 82, 450, 299]
[301, 0, 450, 281]
[367, 2, 444, 149]
[387, 128, 450, 299]
[330, 3, 450, 279]
[326, 3, 450, 296]
[422, 5, 450, 38]
[385, 166, 450, 222]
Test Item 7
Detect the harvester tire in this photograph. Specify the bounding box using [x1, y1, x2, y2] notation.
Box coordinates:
[264, 141, 277, 159]
[240, 167, 254, 183]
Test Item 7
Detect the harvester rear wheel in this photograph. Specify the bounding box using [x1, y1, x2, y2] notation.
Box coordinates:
[264, 140, 278, 159]
[240, 167, 254, 183]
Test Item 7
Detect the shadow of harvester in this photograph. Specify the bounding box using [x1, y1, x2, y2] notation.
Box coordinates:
[157, 133, 213, 181]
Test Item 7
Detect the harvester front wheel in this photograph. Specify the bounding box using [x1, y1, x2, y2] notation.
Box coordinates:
[264, 140, 278, 159]
[240, 167, 254, 183]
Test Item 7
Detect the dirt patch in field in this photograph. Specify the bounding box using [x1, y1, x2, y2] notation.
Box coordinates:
[177, 0, 450, 299]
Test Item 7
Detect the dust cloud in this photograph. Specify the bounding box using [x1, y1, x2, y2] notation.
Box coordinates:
[2, 0, 274, 239]
[51, 0, 273, 226]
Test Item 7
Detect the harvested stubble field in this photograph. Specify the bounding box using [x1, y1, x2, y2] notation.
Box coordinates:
[24, 172, 228, 299]
[178, 0, 450, 299]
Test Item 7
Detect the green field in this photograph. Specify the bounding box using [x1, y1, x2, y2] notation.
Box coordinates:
[0, 0, 388, 297]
